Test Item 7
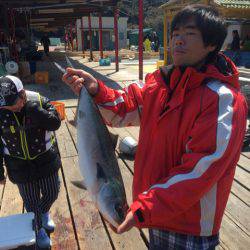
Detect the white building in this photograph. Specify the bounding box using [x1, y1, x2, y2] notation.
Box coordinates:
[76, 16, 128, 51]
[222, 20, 250, 50]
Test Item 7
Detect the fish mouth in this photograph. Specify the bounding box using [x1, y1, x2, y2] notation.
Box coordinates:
[97, 182, 128, 226]
[114, 202, 128, 223]
[114, 203, 125, 222]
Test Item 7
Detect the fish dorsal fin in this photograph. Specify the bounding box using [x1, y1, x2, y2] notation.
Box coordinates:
[96, 163, 107, 182]
[71, 179, 86, 190]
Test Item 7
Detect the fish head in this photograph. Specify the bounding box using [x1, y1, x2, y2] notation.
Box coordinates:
[97, 180, 128, 228]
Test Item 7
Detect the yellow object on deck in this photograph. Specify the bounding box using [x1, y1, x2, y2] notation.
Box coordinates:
[35, 71, 49, 84]
[51, 101, 65, 120]
[144, 38, 151, 52]
[156, 60, 165, 69]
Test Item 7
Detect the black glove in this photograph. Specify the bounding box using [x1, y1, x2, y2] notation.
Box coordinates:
[25, 98, 61, 131]
[26, 101, 43, 115]
[25, 101, 45, 127]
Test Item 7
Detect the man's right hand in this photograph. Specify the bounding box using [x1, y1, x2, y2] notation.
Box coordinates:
[62, 68, 99, 96]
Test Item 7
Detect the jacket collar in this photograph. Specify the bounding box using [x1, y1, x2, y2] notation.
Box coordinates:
[151, 54, 239, 115]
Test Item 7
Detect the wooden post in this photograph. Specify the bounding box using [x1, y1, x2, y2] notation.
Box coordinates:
[114, 7, 119, 72]
[138, 0, 143, 80]
[64, 27, 67, 51]
[81, 17, 84, 54]
[88, 14, 93, 61]
[164, 12, 173, 66]
[75, 20, 78, 51]
[70, 24, 74, 51]
[99, 12, 103, 59]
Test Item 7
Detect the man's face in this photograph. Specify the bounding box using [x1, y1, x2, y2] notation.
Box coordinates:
[0, 97, 25, 112]
[170, 19, 216, 67]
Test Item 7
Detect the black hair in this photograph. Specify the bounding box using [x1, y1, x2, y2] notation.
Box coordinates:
[232, 30, 240, 38]
[171, 4, 227, 64]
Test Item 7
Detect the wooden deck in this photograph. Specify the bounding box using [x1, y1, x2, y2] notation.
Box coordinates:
[0, 54, 249, 249]
[0, 105, 249, 249]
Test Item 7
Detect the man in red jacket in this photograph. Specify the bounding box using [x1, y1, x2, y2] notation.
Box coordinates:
[62, 5, 247, 250]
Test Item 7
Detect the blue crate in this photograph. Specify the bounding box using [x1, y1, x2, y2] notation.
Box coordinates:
[99, 58, 111, 66]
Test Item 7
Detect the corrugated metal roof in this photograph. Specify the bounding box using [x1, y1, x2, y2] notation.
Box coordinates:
[161, 0, 250, 9]
[215, 0, 250, 9]
[0, 0, 118, 29]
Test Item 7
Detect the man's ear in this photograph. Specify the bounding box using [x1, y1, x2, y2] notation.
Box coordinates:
[207, 44, 217, 53]
[19, 90, 27, 102]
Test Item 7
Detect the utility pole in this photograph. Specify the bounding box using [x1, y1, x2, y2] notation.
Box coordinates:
[138, 0, 143, 80]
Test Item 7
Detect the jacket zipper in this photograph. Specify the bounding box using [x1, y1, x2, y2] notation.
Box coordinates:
[22, 116, 31, 160]
[13, 113, 28, 160]
[159, 74, 190, 118]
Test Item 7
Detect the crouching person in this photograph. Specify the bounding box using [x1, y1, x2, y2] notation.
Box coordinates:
[0, 75, 61, 248]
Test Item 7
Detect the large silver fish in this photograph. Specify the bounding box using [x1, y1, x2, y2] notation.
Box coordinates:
[76, 86, 128, 228]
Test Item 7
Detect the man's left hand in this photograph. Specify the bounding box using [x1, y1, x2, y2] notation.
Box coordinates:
[26, 102, 42, 116]
[116, 211, 136, 234]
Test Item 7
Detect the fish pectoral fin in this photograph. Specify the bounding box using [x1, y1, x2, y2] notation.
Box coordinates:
[71, 179, 87, 190]
[109, 132, 119, 150]
[68, 119, 77, 127]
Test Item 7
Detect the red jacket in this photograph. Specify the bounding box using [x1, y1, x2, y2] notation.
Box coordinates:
[94, 55, 247, 236]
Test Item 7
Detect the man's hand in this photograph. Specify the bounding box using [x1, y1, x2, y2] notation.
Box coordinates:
[25, 101, 47, 128]
[62, 68, 99, 96]
[26, 102, 42, 115]
[116, 211, 136, 234]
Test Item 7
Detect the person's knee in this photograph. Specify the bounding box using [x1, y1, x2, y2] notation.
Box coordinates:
[41, 177, 60, 202]
[41, 191, 58, 205]
[52, 185, 60, 201]
[46, 185, 60, 201]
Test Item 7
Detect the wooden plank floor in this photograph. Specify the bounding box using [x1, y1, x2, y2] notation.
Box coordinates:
[0, 106, 249, 249]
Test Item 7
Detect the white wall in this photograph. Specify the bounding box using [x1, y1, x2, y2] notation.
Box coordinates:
[76, 16, 128, 50]
[222, 22, 242, 50]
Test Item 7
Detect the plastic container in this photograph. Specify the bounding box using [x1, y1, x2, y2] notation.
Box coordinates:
[0, 212, 35, 250]
[156, 60, 164, 69]
[18, 61, 30, 78]
[35, 71, 49, 84]
[5, 61, 19, 74]
[99, 58, 111, 66]
[119, 136, 138, 156]
[51, 101, 65, 120]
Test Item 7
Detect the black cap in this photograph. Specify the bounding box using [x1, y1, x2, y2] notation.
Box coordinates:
[0, 75, 24, 107]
